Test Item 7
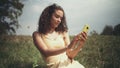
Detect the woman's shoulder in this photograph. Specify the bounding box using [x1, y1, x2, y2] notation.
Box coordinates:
[32, 31, 41, 38]
[33, 31, 38, 35]
[59, 31, 69, 39]
[62, 31, 69, 37]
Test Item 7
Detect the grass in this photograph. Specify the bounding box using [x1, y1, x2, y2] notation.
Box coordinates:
[0, 35, 120, 68]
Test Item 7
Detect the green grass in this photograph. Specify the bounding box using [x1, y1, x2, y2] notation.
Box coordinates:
[0, 35, 120, 68]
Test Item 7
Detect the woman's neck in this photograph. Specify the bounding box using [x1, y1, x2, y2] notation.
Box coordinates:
[48, 28, 55, 33]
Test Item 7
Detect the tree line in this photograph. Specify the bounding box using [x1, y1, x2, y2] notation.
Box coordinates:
[101, 24, 120, 36]
[90, 24, 120, 36]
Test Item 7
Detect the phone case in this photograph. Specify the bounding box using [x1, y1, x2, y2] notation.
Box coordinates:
[82, 24, 90, 33]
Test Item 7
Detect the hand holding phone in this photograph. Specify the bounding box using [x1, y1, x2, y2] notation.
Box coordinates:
[66, 24, 90, 59]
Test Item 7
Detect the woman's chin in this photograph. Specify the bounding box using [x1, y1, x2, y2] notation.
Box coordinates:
[55, 25, 59, 28]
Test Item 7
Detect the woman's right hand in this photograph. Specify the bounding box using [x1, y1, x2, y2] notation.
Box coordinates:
[66, 32, 87, 60]
[66, 34, 79, 60]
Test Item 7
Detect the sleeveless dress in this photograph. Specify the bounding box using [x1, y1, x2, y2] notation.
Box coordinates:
[41, 34, 85, 68]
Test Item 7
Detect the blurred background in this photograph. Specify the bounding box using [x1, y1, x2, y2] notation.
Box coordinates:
[0, 0, 120, 68]
[0, 0, 120, 36]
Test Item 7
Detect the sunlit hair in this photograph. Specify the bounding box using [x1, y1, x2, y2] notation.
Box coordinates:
[38, 3, 68, 34]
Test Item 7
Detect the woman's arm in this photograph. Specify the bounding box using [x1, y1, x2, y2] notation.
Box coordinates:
[66, 32, 87, 59]
[32, 31, 67, 57]
[63, 31, 77, 49]
[62, 31, 79, 58]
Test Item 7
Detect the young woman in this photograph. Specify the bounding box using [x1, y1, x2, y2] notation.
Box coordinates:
[33, 3, 87, 68]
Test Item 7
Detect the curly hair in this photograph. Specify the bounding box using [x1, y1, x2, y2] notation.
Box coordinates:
[38, 3, 68, 34]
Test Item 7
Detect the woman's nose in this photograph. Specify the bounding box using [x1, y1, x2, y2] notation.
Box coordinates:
[58, 18, 61, 22]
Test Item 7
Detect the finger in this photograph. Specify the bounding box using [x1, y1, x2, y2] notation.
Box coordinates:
[75, 34, 81, 41]
[78, 34, 82, 40]
[78, 32, 86, 41]
[77, 34, 85, 41]
[83, 31, 87, 36]
[81, 32, 87, 40]
[80, 35, 86, 41]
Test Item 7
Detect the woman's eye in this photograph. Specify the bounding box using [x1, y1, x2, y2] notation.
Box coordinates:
[55, 15, 59, 18]
[55, 14, 62, 20]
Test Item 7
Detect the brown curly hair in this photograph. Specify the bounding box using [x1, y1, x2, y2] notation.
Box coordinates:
[38, 3, 68, 34]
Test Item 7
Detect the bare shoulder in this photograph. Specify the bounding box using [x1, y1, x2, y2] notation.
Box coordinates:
[62, 31, 70, 45]
[33, 31, 38, 36]
[32, 31, 41, 38]
[62, 31, 69, 37]
[32, 31, 43, 45]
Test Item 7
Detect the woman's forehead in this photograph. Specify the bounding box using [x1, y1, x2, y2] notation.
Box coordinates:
[54, 10, 63, 17]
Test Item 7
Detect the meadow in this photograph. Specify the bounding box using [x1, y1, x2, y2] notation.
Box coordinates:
[0, 35, 120, 68]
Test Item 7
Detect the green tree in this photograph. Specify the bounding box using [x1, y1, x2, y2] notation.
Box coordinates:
[0, 0, 24, 35]
[113, 24, 120, 36]
[101, 25, 113, 35]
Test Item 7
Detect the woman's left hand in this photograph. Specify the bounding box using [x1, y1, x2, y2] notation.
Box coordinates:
[66, 31, 88, 61]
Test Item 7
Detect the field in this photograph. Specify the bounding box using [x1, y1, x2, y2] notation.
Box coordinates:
[0, 35, 120, 68]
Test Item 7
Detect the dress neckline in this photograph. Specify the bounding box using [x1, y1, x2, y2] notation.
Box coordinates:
[42, 32, 62, 41]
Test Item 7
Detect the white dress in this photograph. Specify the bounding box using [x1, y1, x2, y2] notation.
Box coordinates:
[41, 34, 85, 68]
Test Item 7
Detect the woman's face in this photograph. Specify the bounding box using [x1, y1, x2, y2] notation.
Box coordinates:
[50, 9, 63, 29]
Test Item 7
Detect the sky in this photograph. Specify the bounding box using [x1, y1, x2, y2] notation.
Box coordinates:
[16, 0, 120, 36]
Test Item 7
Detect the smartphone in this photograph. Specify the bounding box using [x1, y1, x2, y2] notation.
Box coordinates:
[82, 24, 90, 33]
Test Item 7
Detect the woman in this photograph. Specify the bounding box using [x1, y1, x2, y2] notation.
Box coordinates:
[33, 3, 87, 68]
